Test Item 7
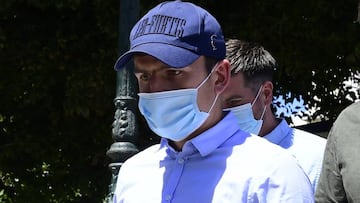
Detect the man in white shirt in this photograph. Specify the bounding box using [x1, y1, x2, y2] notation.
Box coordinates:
[222, 38, 326, 192]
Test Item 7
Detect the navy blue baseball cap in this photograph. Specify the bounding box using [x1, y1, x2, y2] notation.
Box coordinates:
[114, 0, 225, 70]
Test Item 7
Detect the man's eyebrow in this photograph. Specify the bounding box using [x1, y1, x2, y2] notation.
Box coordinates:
[133, 67, 143, 73]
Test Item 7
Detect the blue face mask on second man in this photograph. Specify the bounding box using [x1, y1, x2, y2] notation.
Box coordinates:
[224, 86, 266, 135]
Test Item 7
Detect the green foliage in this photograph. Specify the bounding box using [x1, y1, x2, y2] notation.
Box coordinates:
[0, 0, 118, 202]
[201, 0, 360, 121]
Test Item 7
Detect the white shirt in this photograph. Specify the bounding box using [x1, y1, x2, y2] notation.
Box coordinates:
[114, 113, 314, 203]
[264, 119, 326, 192]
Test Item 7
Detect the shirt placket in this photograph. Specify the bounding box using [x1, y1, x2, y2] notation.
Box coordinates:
[162, 155, 186, 203]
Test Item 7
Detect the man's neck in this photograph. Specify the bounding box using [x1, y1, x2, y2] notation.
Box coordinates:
[258, 113, 280, 137]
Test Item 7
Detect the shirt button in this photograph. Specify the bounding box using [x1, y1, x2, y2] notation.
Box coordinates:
[165, 194, 171, 201]
[178, 158, 184, 164]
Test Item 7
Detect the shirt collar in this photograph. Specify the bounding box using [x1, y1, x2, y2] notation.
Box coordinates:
[263, 118, 291, 144]
[190, 112, 240, 156]
[159, 112, 240, 157]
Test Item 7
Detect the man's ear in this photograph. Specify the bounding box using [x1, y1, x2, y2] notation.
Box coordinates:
[213, 59, 231, 94]
[262, 81, 274, 106]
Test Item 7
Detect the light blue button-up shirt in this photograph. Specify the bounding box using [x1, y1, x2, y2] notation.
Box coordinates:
[264, 119, 326, 192]
[114, 113, 314, 203]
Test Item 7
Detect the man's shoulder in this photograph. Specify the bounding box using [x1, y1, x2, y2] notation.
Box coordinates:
[233, 134, 295, 161]
[341, 101, 360, 116]
[292, 128, 327, 144]
[121, 144, 163, 168]
[335, 101, 360, 127]
[231, 134, 311, 182]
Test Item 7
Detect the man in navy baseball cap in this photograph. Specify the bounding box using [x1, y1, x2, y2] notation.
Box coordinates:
[113, 1, 314, 202]
[114, 0, 225, 70]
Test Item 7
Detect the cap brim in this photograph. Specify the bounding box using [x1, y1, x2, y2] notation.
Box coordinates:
[114, 43, 200, 70]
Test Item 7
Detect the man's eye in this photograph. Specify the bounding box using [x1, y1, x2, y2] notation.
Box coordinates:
[139, 74, 150, 81]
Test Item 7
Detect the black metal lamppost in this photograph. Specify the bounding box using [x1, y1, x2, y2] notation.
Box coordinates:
[106, 0, 140, 202]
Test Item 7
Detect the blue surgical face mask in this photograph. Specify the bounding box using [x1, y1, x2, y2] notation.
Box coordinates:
[138, 65, 219, 141]
[224, 86, 266, 135]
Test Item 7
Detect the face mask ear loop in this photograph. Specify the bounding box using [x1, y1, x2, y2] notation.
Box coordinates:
[207, 93, 219, 113]
[196, 62, 219, 89]
[251, 85, 263, 107]
[197, 62, 220, 113]
[260, 105, 266, 120]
